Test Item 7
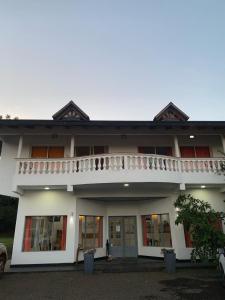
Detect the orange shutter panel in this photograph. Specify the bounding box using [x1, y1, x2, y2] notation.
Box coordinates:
[31, 147, 48, 158]
[48, 147, 64, 158]
[195, 147, 210, 158]
[180, 147, 195, 158]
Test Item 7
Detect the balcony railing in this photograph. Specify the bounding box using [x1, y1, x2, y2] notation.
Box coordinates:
[16, 154, 225, 175]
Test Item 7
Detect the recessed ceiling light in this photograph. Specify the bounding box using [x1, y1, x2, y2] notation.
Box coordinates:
[44, 187, 50, 190]
[124, 183, 129, 187]
[201, 185, 206, 189]
[190, 135, 195, 139]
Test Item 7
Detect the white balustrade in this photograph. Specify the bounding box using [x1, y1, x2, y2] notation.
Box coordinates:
[16, 154, 225, 178]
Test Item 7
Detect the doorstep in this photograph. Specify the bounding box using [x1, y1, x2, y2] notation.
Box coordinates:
[5, 258, 216, 274]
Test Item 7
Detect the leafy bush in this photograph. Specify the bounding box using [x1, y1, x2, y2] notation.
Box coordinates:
[175, 194, 225, 262]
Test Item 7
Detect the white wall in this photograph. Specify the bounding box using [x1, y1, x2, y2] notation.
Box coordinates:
[12, 188, 225, 265]
[11, 190, 76, 265]
[0, 136, 18, 197]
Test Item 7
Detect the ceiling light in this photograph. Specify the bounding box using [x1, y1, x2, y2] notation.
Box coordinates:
[201, 185, 206, 189]
[124, 183, 129, 187]
[44, 187, 50, 190]
[190, 135, 195, 139]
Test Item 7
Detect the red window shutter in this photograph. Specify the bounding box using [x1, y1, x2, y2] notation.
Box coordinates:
[195, 147, 210, 158]
[31, 147, 48, 158]
[48, 147, 64, 158]
[180, 147, 195, 158]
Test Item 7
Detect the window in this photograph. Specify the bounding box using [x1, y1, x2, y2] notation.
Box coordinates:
[31, 146, 64, 158]
[142, 214, 172, 247]
[23, 216, 67, 252]
[180, 146, 210, 158]
[155, 147, 172, 156]
[75, 146, 108, 157]
[75, 146, 90, 157]
[79, 215, 103, 249]
[0, 140, 2, 157]
[138, 146, 172, 156]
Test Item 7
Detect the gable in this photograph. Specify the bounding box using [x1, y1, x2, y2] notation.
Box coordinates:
[153, 102, 189, 122]
[52, 101, 90, 121]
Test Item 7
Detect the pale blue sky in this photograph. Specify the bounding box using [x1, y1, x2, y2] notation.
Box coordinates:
[1, 0, 225, 120]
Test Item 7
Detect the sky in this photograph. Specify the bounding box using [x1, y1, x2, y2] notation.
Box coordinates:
[1, 0, 225, 120]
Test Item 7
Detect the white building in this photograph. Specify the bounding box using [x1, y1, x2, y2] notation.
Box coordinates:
[0, 101, 225, 265]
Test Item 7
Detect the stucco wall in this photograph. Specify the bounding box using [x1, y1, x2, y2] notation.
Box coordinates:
[11, 188, 225, 265]
[0, 136, 18, 197]
[11, 190, 76, 265]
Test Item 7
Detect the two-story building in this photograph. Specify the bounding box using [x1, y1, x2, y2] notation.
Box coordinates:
[0, 101, 225, 266]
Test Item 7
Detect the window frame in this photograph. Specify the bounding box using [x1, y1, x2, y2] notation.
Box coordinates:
[138, 146, 173, 156]
[75, 146, 108, 157]
[23, 215, 67, 252]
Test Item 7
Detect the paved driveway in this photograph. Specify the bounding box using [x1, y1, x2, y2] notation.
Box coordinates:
[0, 268, 224, 300]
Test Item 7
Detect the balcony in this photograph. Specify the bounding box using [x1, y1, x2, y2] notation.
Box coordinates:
[12, 153, 225, 192]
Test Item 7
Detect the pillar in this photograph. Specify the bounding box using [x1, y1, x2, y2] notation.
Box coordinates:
[17, 136, 23, 158]
[70, 136, 75, 158]
[173, 136, 180, 157]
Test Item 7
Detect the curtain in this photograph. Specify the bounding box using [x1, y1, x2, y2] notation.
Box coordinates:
[142, 216, 148, 246]
[61, 216, 67, 250]
[23, 217, 32, 251]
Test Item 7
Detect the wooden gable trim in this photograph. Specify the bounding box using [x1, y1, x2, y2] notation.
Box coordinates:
[153, 102, 189, 122]
[52, 100, 90, 121]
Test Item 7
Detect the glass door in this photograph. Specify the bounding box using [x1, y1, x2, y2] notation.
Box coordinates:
[108, 216, 137, 257]
[109, 217, 123, 257]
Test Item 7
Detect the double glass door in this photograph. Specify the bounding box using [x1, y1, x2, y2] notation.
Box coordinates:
[109, 216, 137, 257]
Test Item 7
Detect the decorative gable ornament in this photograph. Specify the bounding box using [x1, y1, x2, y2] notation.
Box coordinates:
[52, 101, 90, 121]
[153, 102, 189, 122]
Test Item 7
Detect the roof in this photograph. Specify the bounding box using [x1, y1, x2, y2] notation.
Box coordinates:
[0, 101, 224, 133]
[0, 119, 224, 129]
[153, 102, 189, 122]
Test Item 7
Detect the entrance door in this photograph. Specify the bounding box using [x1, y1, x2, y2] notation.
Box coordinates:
[109, 216, 138, 257]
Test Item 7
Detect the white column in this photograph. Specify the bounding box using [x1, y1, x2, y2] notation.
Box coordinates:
[17, 136, 23, 158]
[173, 135, 180, 157]
[70, 136, 75, 158]
[221, 135, 225, 154]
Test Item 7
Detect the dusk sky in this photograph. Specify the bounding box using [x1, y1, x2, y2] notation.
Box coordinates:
[1, 0, 225, 120]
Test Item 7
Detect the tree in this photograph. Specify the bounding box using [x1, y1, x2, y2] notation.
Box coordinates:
[0, 195, 18, 234]
[175, 194, 225, 262]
